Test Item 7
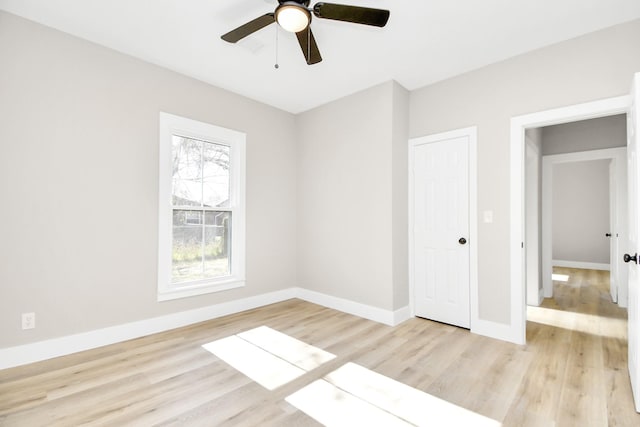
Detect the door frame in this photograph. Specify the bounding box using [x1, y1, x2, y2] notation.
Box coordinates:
[408, 126, 478, 329]
[541, 147, 627, 304]
[510, 96, 629, 344]
[525, 136, 542, 306]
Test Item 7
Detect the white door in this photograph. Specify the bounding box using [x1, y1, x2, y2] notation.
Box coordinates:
[610, 160, 618, 303]
[412, 135, 470, 328]
[526, 140, 541, 306]
[626, 72, 640, 412]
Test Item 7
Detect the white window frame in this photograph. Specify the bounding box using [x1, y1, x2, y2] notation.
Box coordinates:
[158, 112, 246, 301]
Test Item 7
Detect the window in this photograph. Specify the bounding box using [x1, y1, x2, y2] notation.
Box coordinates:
[158, 112, 246, 301]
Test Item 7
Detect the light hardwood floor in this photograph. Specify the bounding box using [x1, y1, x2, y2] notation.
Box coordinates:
[1, 268, 638, 426]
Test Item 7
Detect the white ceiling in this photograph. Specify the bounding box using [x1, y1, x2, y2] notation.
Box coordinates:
[2, 0, 640, 113]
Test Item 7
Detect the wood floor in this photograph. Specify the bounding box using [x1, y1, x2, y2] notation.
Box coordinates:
[1, 268, 638, 426]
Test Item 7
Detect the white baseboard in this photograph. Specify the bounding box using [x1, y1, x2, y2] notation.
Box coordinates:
[293, 288, 409, 327]
[552, 260, 610, 271]
[392, 306, 412, 326]
[471, 318, 523, 345]
[0, 288, 296, 371]
[0, 287, 411, 370]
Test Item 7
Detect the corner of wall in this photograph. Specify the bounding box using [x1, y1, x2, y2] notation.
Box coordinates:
[391, 82, 411, 310]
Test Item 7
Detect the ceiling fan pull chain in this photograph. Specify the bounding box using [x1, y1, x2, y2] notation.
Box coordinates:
[274, 23, 279, 69]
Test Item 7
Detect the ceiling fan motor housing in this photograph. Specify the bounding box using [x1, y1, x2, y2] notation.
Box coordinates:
[277, 0, 311, 6]
[276, 1, 313, 33]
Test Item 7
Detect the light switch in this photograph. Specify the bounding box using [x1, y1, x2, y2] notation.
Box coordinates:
[483, 210, 493, 223]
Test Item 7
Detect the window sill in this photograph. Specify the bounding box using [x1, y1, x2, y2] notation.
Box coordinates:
[157, 278, 245, 302]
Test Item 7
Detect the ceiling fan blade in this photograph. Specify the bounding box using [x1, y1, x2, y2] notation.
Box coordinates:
[295, 27, 322, 65]
[312, 2, 389, 27]
[221, 13, 275, 43]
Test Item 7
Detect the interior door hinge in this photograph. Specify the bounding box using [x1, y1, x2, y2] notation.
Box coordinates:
[521, 242, 524, 248]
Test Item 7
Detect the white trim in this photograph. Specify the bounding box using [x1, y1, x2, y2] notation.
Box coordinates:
[542, 158, 553, 298]
[552, 260, 611, 271]
[542, 147, 626, 297]
[510, 95, 630, 345]
[393, 306, 412, 326]
[0, 288, 296, 370]
[525, 136, 542, 306]
[0, 288, 410, 370]
[157, 112, 246, 301]
[469, 128, 479, 332]
[408, 134, 416, 317]
[471, 318, 519, 343]
[408, 126, 478, 331]
[294, 288, 409, 326]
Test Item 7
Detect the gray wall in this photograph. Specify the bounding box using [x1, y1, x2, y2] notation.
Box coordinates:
[295, 81, 409, 311]
[410, 19, 640, 324]
[0, 12, 298, 348]
[552, 160, 611, 264]
[392, 83, 410, 310]
[543, 115, 627, 267]
[2, 9, 640, 347]
[542, 114, 627, 155]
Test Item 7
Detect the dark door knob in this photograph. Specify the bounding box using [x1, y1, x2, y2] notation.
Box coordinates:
[606, 233, 612, 237]
[458, 237, 467, 245]
[624, 253, 638, 264]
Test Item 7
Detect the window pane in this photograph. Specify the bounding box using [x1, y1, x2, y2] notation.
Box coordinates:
[172, 136, 202, 206]
[171, 210, 231, 284]
[204, 211, 231, 278]
[172, 210, 204, 283]
[203, 142, 230, 208]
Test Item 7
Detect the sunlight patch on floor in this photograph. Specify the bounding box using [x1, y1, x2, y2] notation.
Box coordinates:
[202, 326, 335, 390]
[527, 306, 626, 339]
[287, 363, 501, 427]
[552, 273, 570, 282]
[287, 379, 413, 427]
[237, 325, 335, 371]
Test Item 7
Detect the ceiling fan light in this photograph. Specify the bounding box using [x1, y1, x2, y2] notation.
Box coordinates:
[275, 4, 311, 33]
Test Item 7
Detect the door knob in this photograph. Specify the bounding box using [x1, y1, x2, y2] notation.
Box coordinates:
[624, 253, 638, 264]
[458, 237, 467, 245]
[606, 233, 612, 237]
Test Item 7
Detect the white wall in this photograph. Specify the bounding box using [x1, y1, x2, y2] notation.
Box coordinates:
[541, 115, 628, 270]
[552, 160, 611, 264]
[410, 18, 640, 324]
[0, 12, 298, 348]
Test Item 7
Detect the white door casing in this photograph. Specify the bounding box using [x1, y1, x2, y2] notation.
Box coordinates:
[410, 128, 475, 329]
[525, 139, 541, 306]
[510, 95, 629, 345]
[627, 72, 640, 412]
[610, 160, 618, 303]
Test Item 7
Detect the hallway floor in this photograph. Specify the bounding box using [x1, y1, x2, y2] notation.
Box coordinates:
[520, 267, 636, 426]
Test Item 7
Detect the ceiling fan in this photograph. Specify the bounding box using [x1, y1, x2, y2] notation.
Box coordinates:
[221, 1, 390, 65]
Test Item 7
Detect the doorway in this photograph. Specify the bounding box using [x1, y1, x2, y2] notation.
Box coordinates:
[540, 147, 627, 306]
[509, 95, 630, 344]
[525, 116, 628, 309]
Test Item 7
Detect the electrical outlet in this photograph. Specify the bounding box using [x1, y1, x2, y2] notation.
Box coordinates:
[22, 312, 35, 330]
